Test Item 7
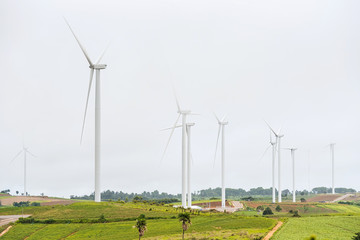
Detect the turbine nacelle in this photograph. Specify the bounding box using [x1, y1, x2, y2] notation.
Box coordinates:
[91, 64, 107, 70]
[178, 110, 191, 115]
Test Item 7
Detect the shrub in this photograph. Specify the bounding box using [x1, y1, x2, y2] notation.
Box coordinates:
[352, 232, 360, 240]
[300, 198, 306, 202]
[256, 205, 264, 211]
[263, 207, 273, 215]
[275, 205, 282, 212]
[98, 214, 106, 223]
[293, 210, 300, 217]
[31, 202, 40, 206]
[13, 201, 30, 207]
[44, 219, 55, 224]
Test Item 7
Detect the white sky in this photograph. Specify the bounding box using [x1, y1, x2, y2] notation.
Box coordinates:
[0, 0, 359, 198]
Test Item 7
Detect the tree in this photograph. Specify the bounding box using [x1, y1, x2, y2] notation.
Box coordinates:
[16, 191, 19, 195]
[178, 212, 191, 239]
[263, 207, 273, 215]
[275, 205, 282, 212]
[134, 214, 147, 240]
[352, 232, 360, 240]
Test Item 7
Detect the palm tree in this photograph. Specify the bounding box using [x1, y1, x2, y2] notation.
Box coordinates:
[178, 212, 191, 240]
[134, 214, 147, 240]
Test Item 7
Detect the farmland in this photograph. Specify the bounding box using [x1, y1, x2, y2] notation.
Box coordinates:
[1, 196, 360, 239]
[272, 216, 360, 240]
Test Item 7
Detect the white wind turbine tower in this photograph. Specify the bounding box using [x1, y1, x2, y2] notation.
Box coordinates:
[162, 94, 194, 208]
[330, 143, 335, 194]
[186, 123, 195, 208]
[259, 130, 277, 203]
[284, 148, 297, 202]
[214, 114, 228, 209]
[265, 121, 284, 203]
[11, 144, 36, 196]
[65, 19, 108, 202]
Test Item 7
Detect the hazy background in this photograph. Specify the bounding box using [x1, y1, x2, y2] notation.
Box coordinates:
[0, 0, 359, 198]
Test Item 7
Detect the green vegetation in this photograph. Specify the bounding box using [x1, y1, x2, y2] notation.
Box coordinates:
[263, 207, 273, 215]
[272, 216, 360, 240]
[1, 215, 276, 240]
[178, 212, 191, 239]
[352, 232, 360, 240]
[134, 214, 147, 239]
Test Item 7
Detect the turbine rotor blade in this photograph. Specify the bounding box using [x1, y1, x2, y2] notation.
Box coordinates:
[161, 113, 181, 161]
[64, 17, 93, 66]
[264, 119, 278, 136]
[213, 125, 221, 168]
[10, 150, 23, 164]
[96, 42, 110, 64]
[160, 125, 182, 131]
[213, 113, 220, 123]
[221, 114, 227, 122]
[80, 69, 95, 144]
[257, 144, 272, 163]
[26, 150, 37, 158]
[171, 86, 181, 112]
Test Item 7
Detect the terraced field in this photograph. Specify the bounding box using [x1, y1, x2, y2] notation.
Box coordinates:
[0, 216, 276, 240]
[272, 216, 360, 240]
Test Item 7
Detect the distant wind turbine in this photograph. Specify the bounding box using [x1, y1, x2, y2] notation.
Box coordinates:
[186, 123, 195, 208]
[11, 144, 36, 196]
[330, 143, 335, 194]
[259, 130, 277, 203]
[284, 148, 297, 202]
[162, 93, 196, 208]
[214, 114, 228, 209]
[265, 121, 284, 203]
[65, 18, 109, 202]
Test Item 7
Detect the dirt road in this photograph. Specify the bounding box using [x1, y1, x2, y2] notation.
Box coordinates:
[263, 221, 283, 240]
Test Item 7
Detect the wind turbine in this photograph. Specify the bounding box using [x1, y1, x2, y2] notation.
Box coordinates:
[214, 114, 228, 209]
[162, 94, 194, 208]
[11, 145, 36, 196]
[284, 148, 297, 202]
[259, 130, 277, 203]
[65, 18, 108, 202]
[186, 123, 195, 208]
[265, 121, 284, 202]
[330, 143, 335, 194]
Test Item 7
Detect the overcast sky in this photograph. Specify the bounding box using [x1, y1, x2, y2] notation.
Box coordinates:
[1, 0, 359, 198]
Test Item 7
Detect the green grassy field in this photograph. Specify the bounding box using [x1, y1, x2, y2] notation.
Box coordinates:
[0, 202, 177, 220]
[1, 199, 360, 239]
[272, 216, 360, 240]
[1, 216, 276, 240]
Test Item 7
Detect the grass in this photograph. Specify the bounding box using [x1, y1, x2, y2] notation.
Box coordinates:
[0, 202, 178, 220]
[1, 216, 276, 240]
[320, 204, 360, 213]
[272, 215, 360, 240]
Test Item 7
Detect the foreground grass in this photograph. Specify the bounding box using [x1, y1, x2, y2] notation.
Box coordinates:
[0, 202, 177, 220]
[1, 216, 276, 240]
[272, 215, 360, 240]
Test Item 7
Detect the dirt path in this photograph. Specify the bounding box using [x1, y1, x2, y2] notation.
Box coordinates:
[263, 221, 283, 240]
[0, 226, 12, 237]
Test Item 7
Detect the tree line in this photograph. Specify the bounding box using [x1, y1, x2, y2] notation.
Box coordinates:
[70, 186, 356, 201]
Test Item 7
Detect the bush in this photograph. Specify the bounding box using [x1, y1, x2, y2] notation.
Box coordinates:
[293, 210, 300, 217]
[98, 214, 106, 223]
[18, 217, 35, 223]
[44, 219, 55, 224]
[256, 205, 264, 211]
[31, 202, 40, 206]
[263, 207, 273, 215]
[300, 198, 306, 202]
[13, 201, 30, 207]
[275, 205, 282, 212]
[352, 232, 360, 240]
